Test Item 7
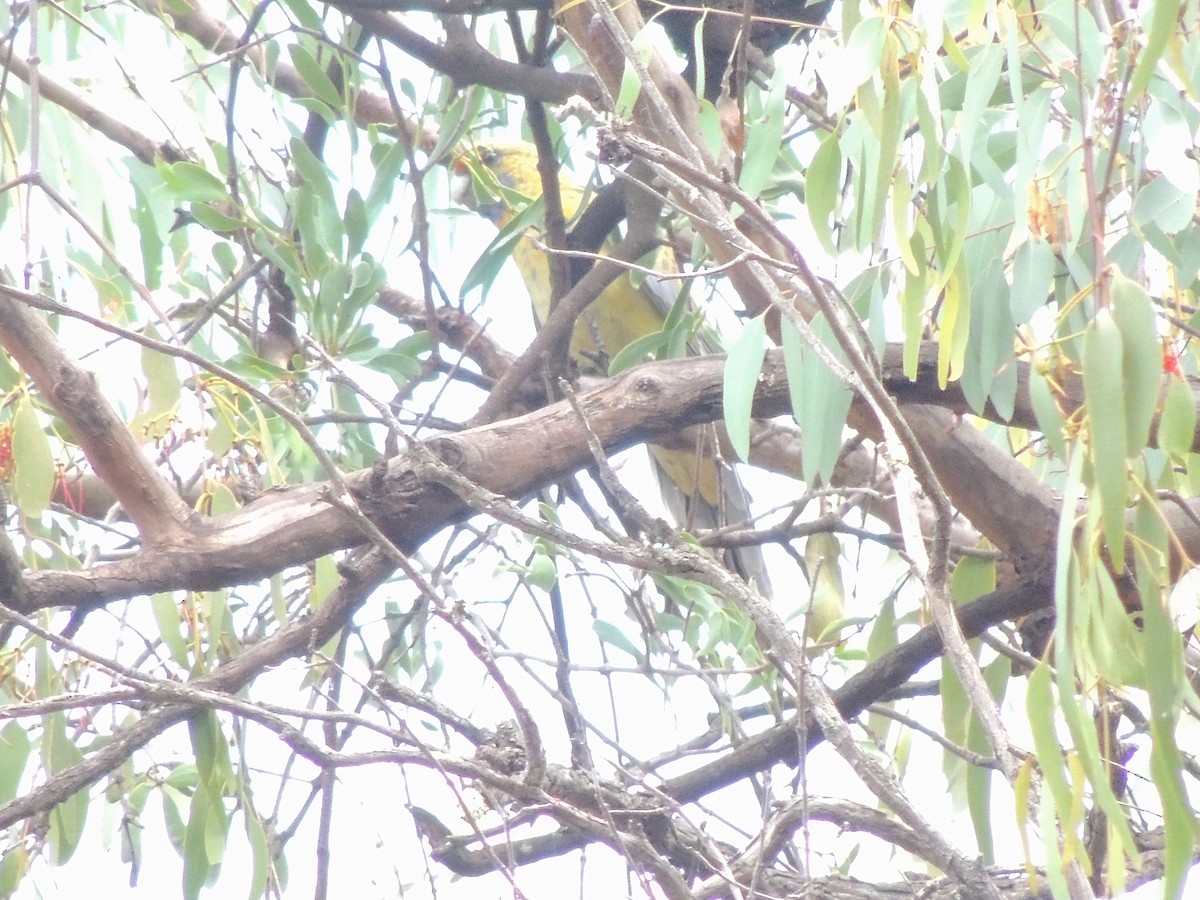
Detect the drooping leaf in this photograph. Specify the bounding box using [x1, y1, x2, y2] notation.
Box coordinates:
[901, 235, 928, 379]
[42, 712, 87, 865]
[1132, 175, 1195, 235]
[740, 68, 787, 200]
[1128, 0, 1182, 100]
[1110, 273, 1162, 456]
[244, 809, 270, 900]
[1010, 238, 1055, 324]
[11, 397, 54, 518]
[288, 43, 341, 108]
[152, 591, 191, 669]
[0, 722, 30, 804]
[806, 133, 842, 255]
[723, 314, 767, 462]
[958, 43, 1005, 175]
[1158, 374, 1196, 458]
[1082, 308, 1128, 568]
[158, 161, 230, 204]
[1027, 662, 1079, 856]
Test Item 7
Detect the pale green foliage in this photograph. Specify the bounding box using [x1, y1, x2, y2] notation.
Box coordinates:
[0, 0, 1198, 897]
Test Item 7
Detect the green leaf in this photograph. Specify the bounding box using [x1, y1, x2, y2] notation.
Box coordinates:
[365, 140, 407, 220]
[1158, 374, 1195, 457]
[608, 329, 669, 375]
[0, 722, 30, 804]
[371, 348, 424, 388]
[806, 133, 842, 255]
[1141, 571, 1196, 898]
[1128, 0, 1182, 101]
[1010, 238, 1054, 324]
[312, 554, 337, 609]
[615, 34, 653, 117]
[958, 44, 1004, 174]
[723, 314, 767, 461]
[1083, 308, 1128, 568]
[1132, 175, 1195, 235]
[11, 397, 54, 518]
[967, 655, 1009, 865]
[916, 66, 944, 185]
[276, 0, 323, 30]
[161, 783, 189, 856]
[697, 100, 723, 157]
[142, 329, 182, 418]
[1014, 758, 1037, 882]
[1028, 354, 1066, 457]
[189, 202, 245, 234]
[592, 619, 643, 662]
[287, 44, 341, 108]
[0, 846, 28, 896]
[527, 553, 557, 591]
[740, 68, 787, 200]
[244, 809, 270, 900]
[901, 236, 928, 379]
[344, 189, 369, 258]
[825, 15, 885, 110]
[130, 173, 165, 290]
[865, 590, 899, 738]
[460, 196, 545, 299]
[963, 256, 1011, 415]
[43, 712, 87, 865]
[158, 161, 230, 204]
[804, 532, 845, 642]
[936, 260, 970, 387]
[786, 315, 853, 484]
[1027, 662, 1086, 863]
[152, 591, 191, 669]
[182, 788, 214, 900]
[935, 155, 972, 282]
[891, 165, 920, 275]
[780, 316, 807, 437]
[865, 36, 903, 245]
[337, 259, 386, 337]
[289, 136, 337, 212]
[1111, 273, 1162, 456]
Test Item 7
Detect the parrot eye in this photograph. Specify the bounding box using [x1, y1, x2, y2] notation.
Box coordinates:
[479, 148, 497, 167]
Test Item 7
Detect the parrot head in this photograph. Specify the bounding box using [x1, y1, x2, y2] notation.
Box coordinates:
[453, 142, 586, 226]
[453, 142, 540, 226]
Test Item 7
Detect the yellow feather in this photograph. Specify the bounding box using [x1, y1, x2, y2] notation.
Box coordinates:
[462, 142, 767, 591]
[467, 143, 670, 373]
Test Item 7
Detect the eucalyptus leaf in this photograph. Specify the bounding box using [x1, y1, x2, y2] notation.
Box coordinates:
[722, 314, 767, 462]
[1082, 308, 1128, 568]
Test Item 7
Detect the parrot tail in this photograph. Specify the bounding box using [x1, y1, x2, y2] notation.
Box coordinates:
[649, 435, 772, 599]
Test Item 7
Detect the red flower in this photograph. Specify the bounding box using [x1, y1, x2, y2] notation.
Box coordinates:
[1163, 347, 1182, 377]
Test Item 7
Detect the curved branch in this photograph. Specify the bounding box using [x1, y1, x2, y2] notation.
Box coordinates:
[0, 287, 195, 540]
[402, 578, 1054, 880]
[131, 0, 432, 139]
[350, 10, 601, 105]
[0, 548, 397, 832]
[11, 338, 1200, 611]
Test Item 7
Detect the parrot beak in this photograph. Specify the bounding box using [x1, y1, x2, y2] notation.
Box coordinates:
[450, 158, 477, 211]
[451, 157, 507, 224]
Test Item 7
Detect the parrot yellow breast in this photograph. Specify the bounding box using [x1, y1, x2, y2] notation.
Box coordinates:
[458, 141, 768, 594]
[464, 142, 674, 375]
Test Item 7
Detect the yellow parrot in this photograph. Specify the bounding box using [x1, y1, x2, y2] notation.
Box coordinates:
[458, 142, 770, 595]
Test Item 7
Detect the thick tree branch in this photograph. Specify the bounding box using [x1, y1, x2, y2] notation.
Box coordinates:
[10, 342, 1200, 611]
[0, 288, 194, 540]
[350, 9, 601, 104]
